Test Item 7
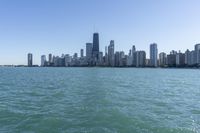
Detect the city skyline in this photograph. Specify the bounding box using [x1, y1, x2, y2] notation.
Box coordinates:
[0, 30, 200, 67]
[1, 0, 200, 65]
[24, 32, 200, 68]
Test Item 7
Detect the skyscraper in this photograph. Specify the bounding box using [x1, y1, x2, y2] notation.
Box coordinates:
[132, 45, 136, 54]
[185, 49, 190, 65]
[176, 51, 185, 66]
[167, 51, 177, 67]
[108, 40, 115, 67]
[105, 46, 108, 66]
[92, 33, 99, 61]
[86, 43, 93, 62]
[80, 49, 84, 58]
[132, 45, 136, 66]
[195, 44, 200, 64]
[119, 51, 125, 67]
[127, 49, 132, 66]
[64, 54, 71, 67]
[27, 53, 33, 67]
[128, 49, 132, 56]
[190, 50, 196, 65]
[98, 52, 103, 65]
[115, 51, 120, 67]
[49, 54, 53, 63]
[41, 55, 46, 67]
[159, 52, 166, 67]
[150, 43, 158, 67]
[136, 51, 146, 67]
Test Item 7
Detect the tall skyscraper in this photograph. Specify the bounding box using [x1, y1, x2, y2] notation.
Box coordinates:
[132, 45, 136, 66]
[195, 44, 200, 64]
[27, 53, 33, 67]
[86, 43, 93, 61]
[105, 46, 108, 66]
[150, 43, 158, 67]
[115, 51, 120, 67]
[185, 49, 190, 65]
[128, 49, 132, 56]
[108, 40, 115, 67]
[119, 51, 125, 67]
[80, 49, 84, 58]
[132, 45, 136, 53]
[49, 54, 53, 63]
[41, 55, 46, 67]
[92, 33, 99, 61]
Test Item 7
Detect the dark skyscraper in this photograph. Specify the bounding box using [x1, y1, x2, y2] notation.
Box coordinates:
[80, 49, 84, 58]
[92, 33, 99, 60]
[86, 43, 93, 60]
[49, 54, 53, 63]
[27, 53, 33, 67]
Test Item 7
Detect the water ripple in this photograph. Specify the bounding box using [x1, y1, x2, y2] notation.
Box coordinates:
[0, 68, 199, 133]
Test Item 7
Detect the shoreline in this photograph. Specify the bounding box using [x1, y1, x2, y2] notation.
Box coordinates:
[0, 65, 200, 69]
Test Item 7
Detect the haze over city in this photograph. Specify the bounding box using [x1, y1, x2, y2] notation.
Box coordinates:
[0, 0, 200, 65]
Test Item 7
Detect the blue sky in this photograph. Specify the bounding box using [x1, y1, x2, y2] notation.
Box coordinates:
[0, 0, 200, 65]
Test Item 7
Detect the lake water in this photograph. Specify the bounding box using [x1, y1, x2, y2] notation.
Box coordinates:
[0, 67, 200, 133]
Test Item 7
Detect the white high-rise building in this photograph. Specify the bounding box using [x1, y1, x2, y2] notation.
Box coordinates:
[150, 43, 158, 67]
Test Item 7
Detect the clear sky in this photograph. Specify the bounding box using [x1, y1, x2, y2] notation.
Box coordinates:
[0, 0, 200, 65]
